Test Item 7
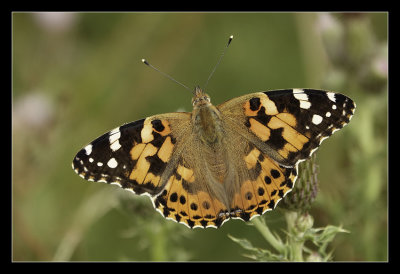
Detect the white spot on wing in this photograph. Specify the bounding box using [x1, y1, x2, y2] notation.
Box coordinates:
[110, 127, 120, 135]
[312, 114, 323, 125]
[110, 141, 121, 151]
[84, 144, 92, 155]
[109, 127, 122, 152]
[293, 89, 308, 101]
[293, 90, 311, 109]
[299, 101, 311, 109]
[107, 158, 118, 168]
[327, 92, 336, 102]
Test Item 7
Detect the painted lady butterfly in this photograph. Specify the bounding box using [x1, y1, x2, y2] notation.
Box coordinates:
[72, 86, 355, 228]
[72, 38, 355, 229]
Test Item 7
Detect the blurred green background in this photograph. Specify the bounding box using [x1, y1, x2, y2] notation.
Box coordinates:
[12, 12, 387, 261]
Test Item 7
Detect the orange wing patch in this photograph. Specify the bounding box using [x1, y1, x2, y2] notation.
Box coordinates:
[229, 146, 297, 221]
[153, 162, 230, 228]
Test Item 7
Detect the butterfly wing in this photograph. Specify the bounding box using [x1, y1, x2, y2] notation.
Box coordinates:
[72, 112, 233, 229]
[72, 112, 192, 196]
[218, 89, 356, 167]
[217, 89, 355, 221]
[152, 152, 232, 228]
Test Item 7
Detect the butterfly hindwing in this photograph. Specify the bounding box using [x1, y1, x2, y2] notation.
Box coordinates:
[230, 143, 297, 222]
[152, 154, 231, 228]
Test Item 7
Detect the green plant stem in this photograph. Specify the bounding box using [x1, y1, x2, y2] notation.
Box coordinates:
[148, 222, 167, 261]
[251, 217, 286, 254]
[290, 238, 304, 262]
[285, 211, 305, 261]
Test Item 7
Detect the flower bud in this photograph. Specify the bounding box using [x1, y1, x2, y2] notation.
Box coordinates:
[306, 251, 323, 262]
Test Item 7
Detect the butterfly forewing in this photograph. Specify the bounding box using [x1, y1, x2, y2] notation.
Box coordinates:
[219, 89, 355, 167]
[72, 113, 191, 196]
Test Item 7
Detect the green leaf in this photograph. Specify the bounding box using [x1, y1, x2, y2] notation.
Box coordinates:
[228, 234, 286, 261]
[227, 234, 256, 251]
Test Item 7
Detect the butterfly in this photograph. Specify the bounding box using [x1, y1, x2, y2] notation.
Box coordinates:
[72, 86, 355, 228]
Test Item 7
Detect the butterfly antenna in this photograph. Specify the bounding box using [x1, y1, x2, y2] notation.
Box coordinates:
[203, 35, 233, 89]
[142, 59, 192, 93]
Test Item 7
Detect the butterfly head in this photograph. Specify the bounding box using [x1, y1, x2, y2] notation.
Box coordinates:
[192, 86, 211, 108]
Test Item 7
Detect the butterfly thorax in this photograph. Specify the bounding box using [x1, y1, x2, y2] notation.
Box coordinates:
[191, 87, 224, 146]
[191, 87, 230, 190]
